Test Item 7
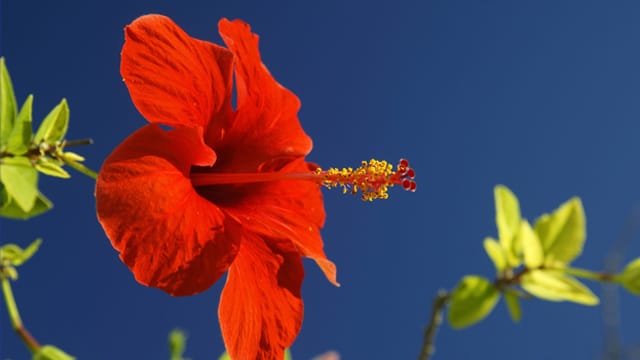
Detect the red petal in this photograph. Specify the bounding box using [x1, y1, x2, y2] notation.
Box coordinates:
[208, 19, 312, 171]
[219, 233, 304, 360]
[96, 124, 240, 296]
[121, 15, 233, 128]
[219, 158, 338, 286]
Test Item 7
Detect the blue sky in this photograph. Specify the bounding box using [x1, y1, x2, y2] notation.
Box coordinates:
[2, 1, 640, 359]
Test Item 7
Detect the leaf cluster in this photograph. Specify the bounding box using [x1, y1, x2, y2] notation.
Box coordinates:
[0, 58, 95, 220]
[448, 185, 640, 328]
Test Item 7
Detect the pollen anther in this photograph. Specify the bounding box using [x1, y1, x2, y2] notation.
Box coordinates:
[316, 159, 417, 201]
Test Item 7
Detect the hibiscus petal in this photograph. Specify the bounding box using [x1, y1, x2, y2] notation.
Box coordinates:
[210, 19, 313, 171]
[96, 124, 240, 296]
[121, 15, 233, 128]
[220, 158, 338, 286]
[219, 233, 304, 360]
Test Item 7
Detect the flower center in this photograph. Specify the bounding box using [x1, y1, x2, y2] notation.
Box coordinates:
[190, 158, 416, 201]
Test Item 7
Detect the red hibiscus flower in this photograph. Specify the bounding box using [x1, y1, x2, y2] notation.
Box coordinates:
[96, 14, 415, 360]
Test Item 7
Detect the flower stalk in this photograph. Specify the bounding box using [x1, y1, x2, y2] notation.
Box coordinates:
[1, 273, 40, 353]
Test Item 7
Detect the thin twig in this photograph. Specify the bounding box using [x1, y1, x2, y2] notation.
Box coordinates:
[1, 274, 40, 352]
[418, 290, 450, 360]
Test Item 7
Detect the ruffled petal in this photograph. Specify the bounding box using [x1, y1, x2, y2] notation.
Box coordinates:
[207, 158, 338, 286]
[219, 233, 304, 360]
[121, 15, 233, 128]
[96, 124, 240, 296]
[207, 19, 312, 172]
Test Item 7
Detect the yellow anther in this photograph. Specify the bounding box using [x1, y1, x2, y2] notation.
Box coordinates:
[315, 159, 411, 201]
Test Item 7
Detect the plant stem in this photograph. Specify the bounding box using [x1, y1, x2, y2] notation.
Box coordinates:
[1, 274, 40, 353]
[418, 290, 450, 360]
[62, 138, 93, 147]
[563, 266, 617, 282]
[63, 159, 98, 179]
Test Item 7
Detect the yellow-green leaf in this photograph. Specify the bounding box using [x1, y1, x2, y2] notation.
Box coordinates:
[503, 290, 521, 323]
[60, 151, 85, 162]
[534, 197, 585, 267]
[169, 328, 187, 360]
[35, 160, 70, 179]
[520, 220, 543, 269]
[494, 185, 521, 267]
[616, 257, 640, 295]
[0, 191, 52, 219]
[6, 95, 33, 154]
[0, 57, 17, 149]
[521, 269, 598, 305]
[0, 156, 38, 212]
[448, 275, 500, 329]
[0, 239, 41, 266]
[483, 237, 507, 272]
[33, 345, 75, 360]
[34, 98, 69, 144]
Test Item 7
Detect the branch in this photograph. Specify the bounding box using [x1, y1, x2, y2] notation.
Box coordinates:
[418, 290, 450, 360]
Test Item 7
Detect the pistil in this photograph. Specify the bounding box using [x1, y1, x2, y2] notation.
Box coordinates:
[191, 159, 416, 201]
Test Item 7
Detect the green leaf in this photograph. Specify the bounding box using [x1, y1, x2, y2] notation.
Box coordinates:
[616, 257, 640, 295]
[534, 197, 585, 267]
[448, 275, 500, 329]
[6, 94, 34, 154]
[35, 160, 70, 178]
[503, 290, 522, 323]
[483, 237, 507, 272]
[521, 269, 598, 305]
[15, 238, 42, 265]
[0, 182, 8, 207]
[34, 98, 69, 144]
[3, 265, 18, 280]
[0, 156, 38, 212]
[60, 151, 84, 162]
[168, 328, 187, 360]
[520, 220, 543, 269]
[33, 345, 75, 360]
[0, 57, 18, 149]
[494, 185, 521, 267]
[0, 191, 52, 219]
[0, 239, 41, 266]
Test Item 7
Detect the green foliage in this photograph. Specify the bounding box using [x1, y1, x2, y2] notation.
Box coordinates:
[7, 94, 33, 154]
[483, 237, 506, 272]
[0, 157, 39, 212]
[503, 290, 521, 322]
[0, 239, 42, 267]
[0, 58, 97, 220]
[448, 185, 601, 330]
[617, 257, 640, 295]
[32, 345, 75, 360]
[33, 99, 69, 144]
[533, 197, 585, 267]
[0, 190, 52, 219]
[0, 239, 42, 281]
[169, 329, 189, 360]
[34, 159, 70, 179]
[520, 220, 543, 269]
[447, 275, 499, 329]
[521, 269, 598, 305]
[0, 57, 18, 149]
[494, 185, 522, 267]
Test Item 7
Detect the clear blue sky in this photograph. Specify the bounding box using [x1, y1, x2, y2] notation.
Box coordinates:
[3, 1, 640, 359]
